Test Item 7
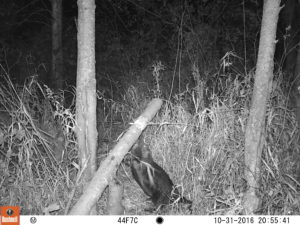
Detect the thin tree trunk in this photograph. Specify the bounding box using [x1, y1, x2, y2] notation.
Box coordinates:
[69, 98, 163, 215]
[108, 178, 125, 215]
[76, 0, 97, 195]
[243, 0, 281, 214]
[51, 0, 63, 90]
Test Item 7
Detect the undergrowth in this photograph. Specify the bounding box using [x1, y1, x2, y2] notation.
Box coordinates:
[119, 61, 300, 215]
[0, 68, 79, 214]
[0, 57, 299, 215]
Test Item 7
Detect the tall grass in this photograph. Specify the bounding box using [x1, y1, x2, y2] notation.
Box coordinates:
[119, 61, 299, 215]
[0, 68, 78, 214]
[0, 57, 299, 215]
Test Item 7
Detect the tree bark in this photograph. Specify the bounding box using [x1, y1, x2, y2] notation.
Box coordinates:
[243, 0, 281, 214]
[76, 0, 97, 197]
[108, 178, 125, 215]
[51, 0, 63, 90]
[69, 98, 163, 215]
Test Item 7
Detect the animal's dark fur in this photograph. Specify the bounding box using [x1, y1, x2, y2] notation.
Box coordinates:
[130, 142, 192, 209]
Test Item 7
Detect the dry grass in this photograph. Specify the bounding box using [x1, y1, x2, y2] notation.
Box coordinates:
[0, 59, 299, 215]
[0, 70, 79, 215]
[113, 63, 300, 215]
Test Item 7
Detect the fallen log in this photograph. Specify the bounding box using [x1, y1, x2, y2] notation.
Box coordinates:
[69, 98, 163, 215]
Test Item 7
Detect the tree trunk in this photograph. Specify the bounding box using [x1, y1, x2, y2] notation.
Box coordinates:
[108, 178, 125, 215]
[243, 0, 280, 214]
[76, 0, 97, 199]
[51, 0, 63, 90]
[69, 98, 163, 215]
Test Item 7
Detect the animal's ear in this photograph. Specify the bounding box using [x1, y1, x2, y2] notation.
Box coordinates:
[130, 141, 141, 158]
[131, 134, 146, 151]
[131, 141, 139, 151]
[137, 135, 147, 148]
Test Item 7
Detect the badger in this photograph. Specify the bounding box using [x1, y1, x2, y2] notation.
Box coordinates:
[130, 141, 192, 209]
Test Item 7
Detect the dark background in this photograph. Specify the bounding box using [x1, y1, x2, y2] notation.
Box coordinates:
[0, 0, 268, 98]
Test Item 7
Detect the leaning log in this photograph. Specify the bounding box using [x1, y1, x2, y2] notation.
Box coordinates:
[69, 98, 163, 215]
